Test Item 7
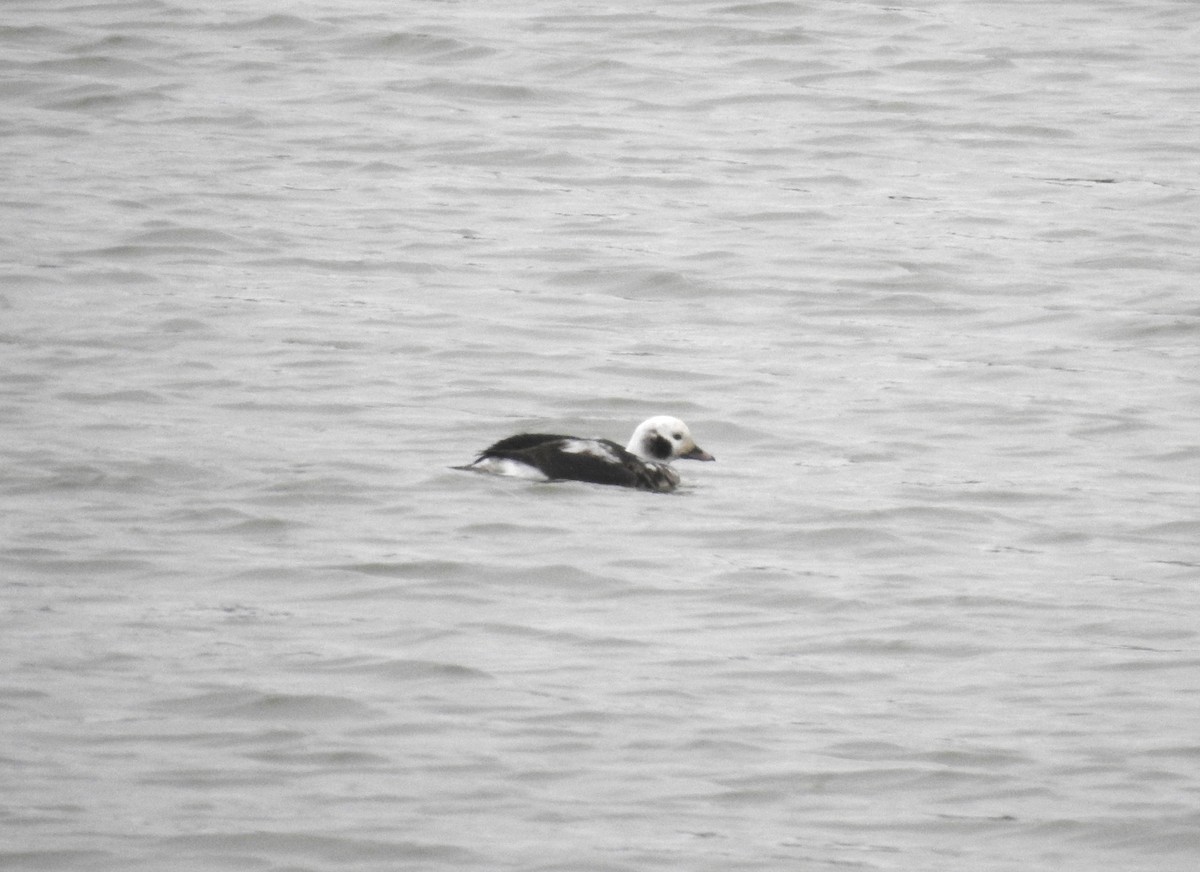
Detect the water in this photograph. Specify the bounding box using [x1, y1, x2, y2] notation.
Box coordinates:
[2, 1, 1198, 870]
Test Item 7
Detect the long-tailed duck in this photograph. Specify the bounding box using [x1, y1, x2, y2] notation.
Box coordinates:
[459, 416, 714, 492]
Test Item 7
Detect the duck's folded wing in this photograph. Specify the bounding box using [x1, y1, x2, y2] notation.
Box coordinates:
[478, 433, 573, 455]
[496, 438, 676, 491]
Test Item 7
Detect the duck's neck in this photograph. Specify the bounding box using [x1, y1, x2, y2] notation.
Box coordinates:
[627, 433, 673, 463]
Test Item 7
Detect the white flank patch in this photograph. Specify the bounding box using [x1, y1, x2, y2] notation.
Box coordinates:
[470, 457, 550, 481]
[560, 439, 617, 462]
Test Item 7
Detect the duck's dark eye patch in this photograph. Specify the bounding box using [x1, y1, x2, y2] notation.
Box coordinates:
[673, 432, 683, 440]
[648, 434, 673, 460]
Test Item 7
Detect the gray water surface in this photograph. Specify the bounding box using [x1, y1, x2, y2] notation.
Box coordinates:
[2, 1, 1199, 870]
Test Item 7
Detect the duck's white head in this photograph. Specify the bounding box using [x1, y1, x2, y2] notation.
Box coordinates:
[625, 416, 715, 463]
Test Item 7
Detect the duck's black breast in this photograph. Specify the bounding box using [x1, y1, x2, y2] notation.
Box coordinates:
[478, 436, 678, 492]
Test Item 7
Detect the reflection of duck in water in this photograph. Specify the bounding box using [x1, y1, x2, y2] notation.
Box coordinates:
[459, 416, 714, 492]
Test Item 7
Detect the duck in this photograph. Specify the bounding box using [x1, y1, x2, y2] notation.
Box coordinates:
[458, 416, 714, 492]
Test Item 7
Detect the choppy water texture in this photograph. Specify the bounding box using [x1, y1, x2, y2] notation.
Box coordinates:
[2, 1, 1199, 870]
